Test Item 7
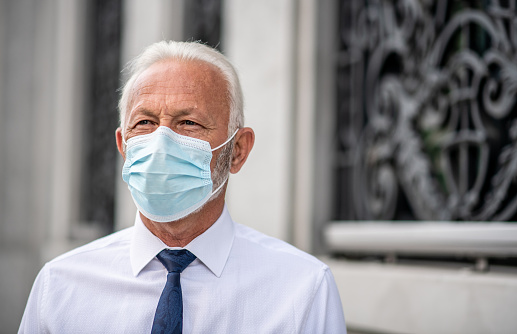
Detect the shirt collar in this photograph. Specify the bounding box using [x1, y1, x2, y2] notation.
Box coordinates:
[130, 204, 235, 278]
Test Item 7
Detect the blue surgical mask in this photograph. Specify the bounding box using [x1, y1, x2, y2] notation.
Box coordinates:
[122, 126, 237, 222]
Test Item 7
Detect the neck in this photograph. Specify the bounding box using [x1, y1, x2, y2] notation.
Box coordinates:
[141, 193, 226, 247]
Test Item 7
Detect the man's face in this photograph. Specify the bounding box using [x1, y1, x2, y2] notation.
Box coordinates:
[123, 59, 231, 175]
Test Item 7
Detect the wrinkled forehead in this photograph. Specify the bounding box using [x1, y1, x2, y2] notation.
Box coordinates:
[128, 59, 229, 110]
[125, 59, 230, 120]
[123, 59, 231, 129]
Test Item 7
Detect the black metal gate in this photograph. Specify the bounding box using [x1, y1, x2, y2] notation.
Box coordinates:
[335, 0, 517, 222]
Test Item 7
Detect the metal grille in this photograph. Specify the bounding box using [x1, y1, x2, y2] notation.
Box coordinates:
[335, 0, 517, 221]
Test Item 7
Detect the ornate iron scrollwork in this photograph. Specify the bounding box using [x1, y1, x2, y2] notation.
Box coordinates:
[337, 1, 517, 221]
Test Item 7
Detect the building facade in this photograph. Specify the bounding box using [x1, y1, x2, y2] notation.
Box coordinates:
[1, 0, 516, 333]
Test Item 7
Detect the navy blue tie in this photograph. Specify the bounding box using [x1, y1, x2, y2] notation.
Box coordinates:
[151, 249, 196, 334]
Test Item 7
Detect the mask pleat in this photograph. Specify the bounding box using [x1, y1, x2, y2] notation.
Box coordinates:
[122, 126, 230, 222]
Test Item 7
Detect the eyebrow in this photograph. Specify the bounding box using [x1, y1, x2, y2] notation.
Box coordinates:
[127, 109, 158, 123]
[128, 108, 199, 123]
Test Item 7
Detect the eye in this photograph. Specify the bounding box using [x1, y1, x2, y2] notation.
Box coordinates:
[132, 119, 156, 133]
[177, 119, 203, 134]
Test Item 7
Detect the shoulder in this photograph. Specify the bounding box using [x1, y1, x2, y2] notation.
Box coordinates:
[233, 222, 329, 273]
[41, 227, 134, 292]
[230, 222, 341, 321]
[49, 227, 133, 266]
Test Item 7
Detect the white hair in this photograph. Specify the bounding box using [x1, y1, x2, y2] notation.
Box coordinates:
[118, 40, 244, 137]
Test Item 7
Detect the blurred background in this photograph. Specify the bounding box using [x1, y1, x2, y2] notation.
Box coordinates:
[1, 0, 517, 333]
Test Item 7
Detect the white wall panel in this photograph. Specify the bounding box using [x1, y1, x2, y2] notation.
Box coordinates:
[224, 0, 296, 241]
[329, 259, 517, 334]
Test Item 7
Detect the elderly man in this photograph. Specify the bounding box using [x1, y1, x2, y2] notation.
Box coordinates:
[19, 41, 346, 333]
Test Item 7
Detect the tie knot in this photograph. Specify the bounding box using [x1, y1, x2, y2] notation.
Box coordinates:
[156, 249, 196, 273]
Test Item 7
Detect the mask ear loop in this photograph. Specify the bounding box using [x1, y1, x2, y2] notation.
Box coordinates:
[121, 132, 129, 154]
[211, 175, 229, 197]
[210, 128, 239, 197]
[211, 129, 239, 152]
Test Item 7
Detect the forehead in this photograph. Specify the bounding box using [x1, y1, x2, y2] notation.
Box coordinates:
[130, 59, 228, 106]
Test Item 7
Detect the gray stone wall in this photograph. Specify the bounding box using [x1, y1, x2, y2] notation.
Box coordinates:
[0, 1, 56, 332]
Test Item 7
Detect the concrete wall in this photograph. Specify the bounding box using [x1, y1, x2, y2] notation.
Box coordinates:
[0, 1, 57, 331]
[224, 0, 297, 243]
[330, 259, 517, 334]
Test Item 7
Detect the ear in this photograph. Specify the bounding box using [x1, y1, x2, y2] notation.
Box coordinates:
[230, 127, 255, 174]
[115, 127, 126, 160]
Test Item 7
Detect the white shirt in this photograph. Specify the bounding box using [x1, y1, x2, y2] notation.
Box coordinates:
[19, 205, 346, 333]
